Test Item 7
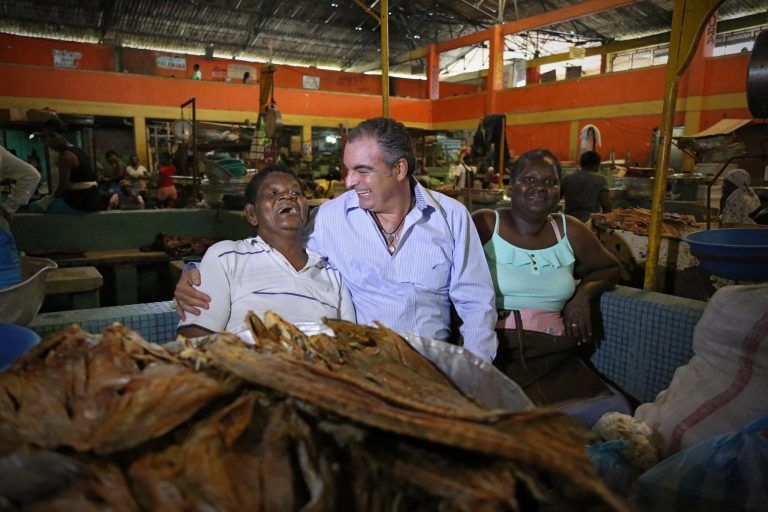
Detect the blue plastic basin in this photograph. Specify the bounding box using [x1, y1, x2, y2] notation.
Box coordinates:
[0, 323, 40, 371]
[684, 229, 768, 281]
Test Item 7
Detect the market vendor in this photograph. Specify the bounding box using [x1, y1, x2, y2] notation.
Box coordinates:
[29, 117, 102, 214]
[720, 168, 761, 225]
[560, 150, 611, 222]
[175, 117, 498, 360]
[177, 165, 356, 338]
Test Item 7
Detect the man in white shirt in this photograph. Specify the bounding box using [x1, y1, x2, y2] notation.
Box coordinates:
[177, 166, 355, 338]
[1, 145, 41, 231]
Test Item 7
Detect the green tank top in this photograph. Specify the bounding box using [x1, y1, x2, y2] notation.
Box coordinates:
[482, 211, 576, 311]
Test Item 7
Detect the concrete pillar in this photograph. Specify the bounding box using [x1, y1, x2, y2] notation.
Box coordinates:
[426, 44, 440, 100]
[486, 25, 504, 113]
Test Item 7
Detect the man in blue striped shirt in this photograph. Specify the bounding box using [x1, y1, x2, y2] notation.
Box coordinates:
[176, 117, 498, 360]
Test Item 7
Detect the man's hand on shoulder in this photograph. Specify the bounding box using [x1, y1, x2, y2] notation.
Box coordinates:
[174, 268, 210, 320]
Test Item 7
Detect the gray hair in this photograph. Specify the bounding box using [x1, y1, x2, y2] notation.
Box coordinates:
[348, 117, 416, 176]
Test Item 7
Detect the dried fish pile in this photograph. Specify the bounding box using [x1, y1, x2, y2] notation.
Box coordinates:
[0, 312, 627, 511]
[592, 208, 697, 238]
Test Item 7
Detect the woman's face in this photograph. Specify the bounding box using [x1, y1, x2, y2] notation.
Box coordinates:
[509, 159, 561, 216]
[246, 173, 308, 237]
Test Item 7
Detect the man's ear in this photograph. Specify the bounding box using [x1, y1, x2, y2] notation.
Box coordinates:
[244, 203, 259, 227]
[395, 157, 409, 182]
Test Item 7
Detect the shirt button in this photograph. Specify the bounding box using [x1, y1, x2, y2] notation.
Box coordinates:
[533, 266, 538, 270]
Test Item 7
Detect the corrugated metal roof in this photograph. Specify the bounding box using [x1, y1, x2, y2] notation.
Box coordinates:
[0, 0, 764, 73]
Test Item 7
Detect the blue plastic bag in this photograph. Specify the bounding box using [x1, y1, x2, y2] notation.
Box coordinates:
[588, 439, 640, 496]
[631, 416, 768, 511]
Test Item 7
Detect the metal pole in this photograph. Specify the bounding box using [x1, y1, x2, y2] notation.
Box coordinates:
[643, 0, 723, 291]
[181, 97, 197, 208]
[381, 0, 389, 117]
[498, 116, 505, 189]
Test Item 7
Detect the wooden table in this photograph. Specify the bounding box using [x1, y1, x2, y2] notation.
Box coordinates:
[45, 266, 103, 309]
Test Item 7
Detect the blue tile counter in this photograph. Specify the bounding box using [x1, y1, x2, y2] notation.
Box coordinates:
[30, 301, 179, 344]
[592, 286, 706, 403]
[29, 286, 707, 404]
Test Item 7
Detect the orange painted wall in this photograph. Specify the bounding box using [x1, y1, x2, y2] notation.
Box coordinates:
[702, 54, 750, 95]
[507, 123, 571, 160]
[432, 93, 486, 123]
[494, 66, 667, 114]
[0, 63, 260, 113]
[0, 33, 478, 99]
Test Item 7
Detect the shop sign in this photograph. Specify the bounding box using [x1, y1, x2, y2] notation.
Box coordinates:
[303, 75, 320, 90]
[156, 56, 187, 70]
[53, 49, 82, 68]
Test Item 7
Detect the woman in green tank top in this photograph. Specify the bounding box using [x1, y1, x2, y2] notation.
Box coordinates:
[472, 149, 620, 342]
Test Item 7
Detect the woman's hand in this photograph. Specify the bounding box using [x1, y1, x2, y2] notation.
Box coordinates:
[563, 294, 592, 343]
[174, 269, 210, 320]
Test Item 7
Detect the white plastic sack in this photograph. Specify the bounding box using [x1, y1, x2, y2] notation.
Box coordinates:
[635, 284, 768, 456]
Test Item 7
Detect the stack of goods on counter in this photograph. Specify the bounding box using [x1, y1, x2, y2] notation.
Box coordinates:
[591, 208, 697, 238]
[0, 313, 626, 511]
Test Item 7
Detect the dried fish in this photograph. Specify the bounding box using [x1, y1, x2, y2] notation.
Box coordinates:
[0, 315, 627, 511]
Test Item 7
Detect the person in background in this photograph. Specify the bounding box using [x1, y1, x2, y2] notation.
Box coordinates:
[26, 149, 42, 172]
[485, 166, 499, 190]
[108, 179, 145, 210]
[177, 166, 355, 338]
[0, 146, 41, 288]
[156, 152, 178, 208]
[126, 155, 150, 194]
[473, 149, 620, 340]
[720, 168, 761, 225]
[103, 150, 127, 191]
[175, 117, 498, 361]
[242, 71, 251, 84]
[30, 117, 101, 213]
[191, 64, 202, 80]
[560, 150, 611, 223]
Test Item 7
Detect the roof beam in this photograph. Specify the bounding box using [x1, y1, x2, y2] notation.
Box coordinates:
[527, 11, 767, 68]
[433, 0, 639, 53]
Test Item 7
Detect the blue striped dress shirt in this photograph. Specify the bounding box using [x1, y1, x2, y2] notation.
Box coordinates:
[308, 181, 498, 360]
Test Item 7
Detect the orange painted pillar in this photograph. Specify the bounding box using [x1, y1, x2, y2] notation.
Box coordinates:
[486, 25, 504, 113]
[526, 65, 540, 85]
[681, 12, 717, 170]
[426, 44, 440, 100]
[599, 54, 608, 74]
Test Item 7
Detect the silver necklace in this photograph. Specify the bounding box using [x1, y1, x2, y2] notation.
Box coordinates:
[372, 196, 415, 254]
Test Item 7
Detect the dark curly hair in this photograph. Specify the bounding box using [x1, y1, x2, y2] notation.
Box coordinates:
[509, 149, 562, 182]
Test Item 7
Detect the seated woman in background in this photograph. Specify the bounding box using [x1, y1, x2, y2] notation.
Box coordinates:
[177, 166, 355, 338]
[30, 117, 102, 214]
[720, 168, 761, 225]
[108, 179, 145, 210]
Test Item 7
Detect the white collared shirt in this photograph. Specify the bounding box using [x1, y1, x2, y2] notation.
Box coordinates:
[178, 236, 355, 333]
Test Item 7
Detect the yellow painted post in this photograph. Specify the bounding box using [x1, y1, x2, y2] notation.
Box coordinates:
[380, 0, 389, 117]
[644, 0, 724, 291]
[133, 116, 148, 166]
[569, 120, 580, 161]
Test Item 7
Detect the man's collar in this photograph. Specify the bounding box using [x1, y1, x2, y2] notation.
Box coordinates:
[250, 235, 329, 269]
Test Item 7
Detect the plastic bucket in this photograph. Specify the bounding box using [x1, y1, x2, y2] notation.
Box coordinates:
[0, 323, 40, 370]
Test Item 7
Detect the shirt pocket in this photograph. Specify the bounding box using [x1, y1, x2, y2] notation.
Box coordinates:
[396, 243, 451, 291]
